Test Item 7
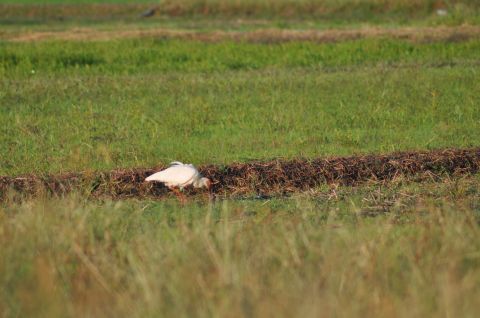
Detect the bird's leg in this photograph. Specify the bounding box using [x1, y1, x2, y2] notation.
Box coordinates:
[178, 191, 187, 204]
[171, 187, 187, 204]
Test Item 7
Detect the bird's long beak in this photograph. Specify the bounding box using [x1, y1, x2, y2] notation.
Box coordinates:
[206, 179, 213, 191]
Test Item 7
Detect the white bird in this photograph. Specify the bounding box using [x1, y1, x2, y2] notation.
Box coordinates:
[145, 162, 211, 201]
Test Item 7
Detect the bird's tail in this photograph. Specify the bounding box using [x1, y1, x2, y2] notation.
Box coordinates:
[145, 171, 163, 182]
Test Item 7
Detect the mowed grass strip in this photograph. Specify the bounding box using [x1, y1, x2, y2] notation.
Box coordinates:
[4, 25, 480, 44]
[1, 176, 480, 317]
[1, 38, 480, 75]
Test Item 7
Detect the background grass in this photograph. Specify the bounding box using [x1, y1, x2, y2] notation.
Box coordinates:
[1, 39, 479, 175]
[1, 176, 480, 317]
[0, 0, 154, 3]
[1, 0, 480, 27]
[2, 0, 479, 17]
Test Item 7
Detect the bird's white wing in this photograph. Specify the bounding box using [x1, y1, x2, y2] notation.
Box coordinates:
[145, 165, 198, 187]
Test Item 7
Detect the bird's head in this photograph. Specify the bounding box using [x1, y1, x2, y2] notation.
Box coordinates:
[196, 177, 212, 190]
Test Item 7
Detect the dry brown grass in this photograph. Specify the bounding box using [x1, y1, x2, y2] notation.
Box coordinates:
[1, 147, 478, 200]
[157, 0, 476, 17]
[0, 3, 149, 20]
[2, 0, 479, 20]
[4, 24, 480, 43]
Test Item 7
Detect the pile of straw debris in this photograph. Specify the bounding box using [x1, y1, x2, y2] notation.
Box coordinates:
[1, 148, 478, 200]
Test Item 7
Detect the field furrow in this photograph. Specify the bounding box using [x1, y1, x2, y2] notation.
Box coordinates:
[1, 147, 478, 200]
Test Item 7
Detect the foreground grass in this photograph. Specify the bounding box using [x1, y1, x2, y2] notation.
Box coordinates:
[1, 176, 480, 317]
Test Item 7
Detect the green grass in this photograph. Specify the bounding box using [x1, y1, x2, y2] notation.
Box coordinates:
[1, 39, 479, 175]
[1, 176, 480, 317]
[2, 39, 480, 75]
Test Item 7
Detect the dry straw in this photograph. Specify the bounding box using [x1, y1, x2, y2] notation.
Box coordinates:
[0, 147, 479, 200]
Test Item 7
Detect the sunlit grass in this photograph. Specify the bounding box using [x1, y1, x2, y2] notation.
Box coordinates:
[1, 39, 479, 175]
[2, 39, 480, 75]
[1, 67, 479, 175]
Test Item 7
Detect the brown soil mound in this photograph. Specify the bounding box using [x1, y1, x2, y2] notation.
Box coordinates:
[0, 148, 479, 200]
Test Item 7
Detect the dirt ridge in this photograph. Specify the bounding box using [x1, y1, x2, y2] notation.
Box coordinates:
[1, 147, 479, 200]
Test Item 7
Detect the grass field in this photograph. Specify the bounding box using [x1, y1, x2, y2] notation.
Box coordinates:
[1, 39, 479, 175]
[1, 1, 480, 317]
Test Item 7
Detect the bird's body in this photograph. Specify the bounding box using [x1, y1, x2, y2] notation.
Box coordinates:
[145, 162, 211, 201]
